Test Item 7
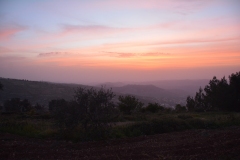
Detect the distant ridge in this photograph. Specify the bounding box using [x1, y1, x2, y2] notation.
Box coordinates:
[0, 78, 88, 106]
[112, 84, 176, 99]
[0, 78, 156, 107]
[0, 78, 208, 107]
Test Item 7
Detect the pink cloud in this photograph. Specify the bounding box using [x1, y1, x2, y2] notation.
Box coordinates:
[38, 52, 70, 57]
[0, 46, 12, 54]
[0, 26, 26, 41]
[102, 51, 136, 58]
[101, 51, 171, 58]
[102, 36, 240, 50]
[141, 52, 171, 56]
[57, 24, 131, 39]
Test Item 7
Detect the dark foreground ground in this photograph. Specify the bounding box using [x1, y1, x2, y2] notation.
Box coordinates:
[1, 127, 240, 160]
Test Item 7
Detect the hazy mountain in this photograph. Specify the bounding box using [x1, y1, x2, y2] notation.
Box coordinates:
[97, 82, 126, 88]
[96, 80, 210, 106]
[111, 84, 187, 106]
[112, 84, 172, 98]
[96, 79, 209, 96]
[137, 79, 209, 96]
[0, 78, 156, 107]
[0, 78, 208, 108]
[0, 78, 88, 106]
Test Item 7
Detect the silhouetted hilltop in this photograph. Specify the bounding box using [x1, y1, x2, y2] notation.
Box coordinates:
[0, 78, 156, 107]
[112, 84, 172, 98]
[111, 84, 186, 106]
[139, 79, 209, 95]
[0, 78, 89, 106]
[0, 78, 208, 108]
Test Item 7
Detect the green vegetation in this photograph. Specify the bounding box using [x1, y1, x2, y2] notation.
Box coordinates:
[50, 87, 119, 140]
[2, 98, 45, 114]
[118, 95, 144, 115]
[1, 112, 240, 141]
[142, 103, 165, 113]
[0, 71, 240, 142]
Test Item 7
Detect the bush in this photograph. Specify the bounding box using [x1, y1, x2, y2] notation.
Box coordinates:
[144, 103, 164, 113]
[120, 118, 189, 137]
[175, 104, 187, 113]
[118, 95, 144, 115]
[3, 98, 32, 113]
[51, 87, 118, 140]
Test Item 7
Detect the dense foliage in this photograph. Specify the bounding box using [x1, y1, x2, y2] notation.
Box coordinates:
[49, 87, 118, 140]
[2, 98, 45, 114]
[118, 95, 144, 115]
[186, 71, 240, 112]
[143, 103, 165, 113]
[3, 98, 32, 113]
[0, 82, 3, 90]
[74, 87, 118, 133]
[1, 71, 240, 142]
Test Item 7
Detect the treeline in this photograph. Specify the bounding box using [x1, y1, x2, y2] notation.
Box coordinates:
[0, 71, 239, 115]
[186, 71, 240, 112]
[0, 86, 174, 140]
[1, 98, 45, 114]
[0, 71, 239, 141]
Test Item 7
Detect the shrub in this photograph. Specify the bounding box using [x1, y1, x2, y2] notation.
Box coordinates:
[51, 87, 119, 140]
[175, 104, 187, 113]
[144, 103, 164, 113]
[118, 95, 144, 115]
[3, 98, 32, 113]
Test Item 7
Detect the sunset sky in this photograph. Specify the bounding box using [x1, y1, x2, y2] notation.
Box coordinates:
[0, 0, 240, 84]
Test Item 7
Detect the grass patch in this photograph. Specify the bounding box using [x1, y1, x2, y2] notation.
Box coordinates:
[1, 112, 240, 141]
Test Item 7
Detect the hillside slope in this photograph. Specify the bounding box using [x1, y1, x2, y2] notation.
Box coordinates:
[112, 84, 186, 106]
[0, 78, 156, 107]
[0, 78, 88, 106]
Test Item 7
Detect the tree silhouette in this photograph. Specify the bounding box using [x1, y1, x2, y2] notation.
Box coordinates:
[194, 87, 207, 111]
[74, 87, 118, 138]
[4, 98, 32, 113]
[118, 95, 144, 115]
[204, 76, 230, 111]
[50, 87, 118, 139]
[186, 96, 195, 111]
[0, 82, 3, 90]
[175, 104, 186, 112]
[186, 71, 240, 112]
[229, 71, 240, 111]
[145, 102, 164, 113]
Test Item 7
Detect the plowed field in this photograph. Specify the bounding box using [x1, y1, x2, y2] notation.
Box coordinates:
[1, 127, 240, 160]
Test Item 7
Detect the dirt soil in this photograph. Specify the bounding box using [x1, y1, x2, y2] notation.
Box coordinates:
[1, 127, 240, 160]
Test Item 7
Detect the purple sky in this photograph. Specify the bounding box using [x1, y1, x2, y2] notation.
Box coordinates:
[0, 0, 240, 84]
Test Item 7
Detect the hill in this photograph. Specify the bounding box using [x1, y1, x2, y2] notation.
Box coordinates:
[0, 78, 206, 107]
[0, 78, 156, 107]
[0, 78, 89, 106]
[111, 84, 186, 106]
[139, 79, 209, 95]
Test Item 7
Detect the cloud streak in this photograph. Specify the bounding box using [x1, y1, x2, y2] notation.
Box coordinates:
[57, 24, 131, 38]
[38, 52, 70, 57]
[102, 37, 240, 49]
[102, 51, 171, 58]
[0, 25, 26, 41]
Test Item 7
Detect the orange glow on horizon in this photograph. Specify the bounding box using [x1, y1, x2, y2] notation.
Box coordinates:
[34, 48, 240, 71]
